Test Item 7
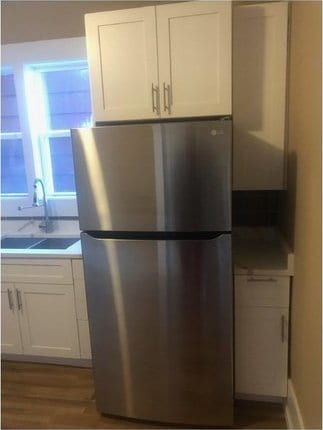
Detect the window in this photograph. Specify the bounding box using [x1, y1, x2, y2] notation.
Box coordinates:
[25, 62, 92, 194]
[1, 69, 28, 194]
[1, 37, 89, 216]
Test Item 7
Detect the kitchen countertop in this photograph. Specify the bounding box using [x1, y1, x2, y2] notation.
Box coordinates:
[233, 227, 294, 276]
[1, 235, 83, 259]
[1, 228, 294, 271]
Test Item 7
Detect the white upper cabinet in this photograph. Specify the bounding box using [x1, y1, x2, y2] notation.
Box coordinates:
[85, 2, 232, 122]
[157, 1, 231, 118]
[85, 7, 159, 121]
[233, 2, 288, 190]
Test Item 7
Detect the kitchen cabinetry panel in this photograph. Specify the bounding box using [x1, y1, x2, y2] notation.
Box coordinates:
[17, 283, 80, 358]
[72, 259, 88, 320]
[157, 1, 231, 117]
[233, 2, 288, 189]
[72, 259, 92, 359]
[78, 319, 91, 359]
[85, 7, 159, 122]
[1, 283, 23, 354]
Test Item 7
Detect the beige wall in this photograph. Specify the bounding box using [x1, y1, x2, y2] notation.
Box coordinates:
[1, 1, 172, 44]
[283, 1, 322, 428]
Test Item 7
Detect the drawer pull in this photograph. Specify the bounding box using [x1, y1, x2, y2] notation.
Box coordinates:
[15, 289, 22, 311]
[281, 315, 286, 342]
[7, 289, 14, 310]
[151, 83, 160, 115]
[163, 82, 172, 114]
[247, 277, 277, 283]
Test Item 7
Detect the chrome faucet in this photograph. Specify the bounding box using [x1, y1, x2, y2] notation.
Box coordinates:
[18, 178, 53, 233]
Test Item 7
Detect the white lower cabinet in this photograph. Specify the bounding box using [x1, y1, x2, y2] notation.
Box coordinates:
[235, 275, 290, 399]
[1, 283, 23, 354]
[1, 258, 91, 361]
[17, 283, 80, 358]
[2, 281, 79, 358]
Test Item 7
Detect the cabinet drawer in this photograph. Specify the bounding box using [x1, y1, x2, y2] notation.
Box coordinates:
[235, 275, 290, 308]
[1, 259, 73, 285]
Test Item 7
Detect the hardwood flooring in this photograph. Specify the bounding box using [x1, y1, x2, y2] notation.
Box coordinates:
[1, 361, 286, 429]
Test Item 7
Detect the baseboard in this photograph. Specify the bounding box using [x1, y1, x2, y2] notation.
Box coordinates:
[235, 392, 285, 403]
[1, 353, 92, 368]
[285, 379, 305, 429]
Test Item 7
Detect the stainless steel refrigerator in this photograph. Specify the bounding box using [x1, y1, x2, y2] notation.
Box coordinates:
[71, 118, 233, 426]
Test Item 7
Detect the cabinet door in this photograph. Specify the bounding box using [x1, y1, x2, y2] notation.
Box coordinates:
[1, 283, 23, 354]
[235, 306, 289, 397]
[17, 283, 80, 358]
[85, 7, 159, 122]
[157, 1, 232, 118]
[233, 2, 288, 190]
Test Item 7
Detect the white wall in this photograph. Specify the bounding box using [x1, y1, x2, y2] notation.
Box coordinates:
[1, 1, 170, 44]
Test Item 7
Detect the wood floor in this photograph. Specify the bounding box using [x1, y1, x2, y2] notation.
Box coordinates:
[1, 361, 286, 429]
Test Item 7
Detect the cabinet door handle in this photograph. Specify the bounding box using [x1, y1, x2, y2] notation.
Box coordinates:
[163, 82, 172, 114]
[15, 289, 22, 311]
[281, 315, 285, 342]
[151, 83, 160, 115]
[7, 289, 14, 311]
[247, 277, 277, 283]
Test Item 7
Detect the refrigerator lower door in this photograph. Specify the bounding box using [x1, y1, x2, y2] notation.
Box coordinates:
[81, 232, 233, 426]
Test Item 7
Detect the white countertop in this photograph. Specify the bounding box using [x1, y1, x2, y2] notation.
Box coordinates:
[1, 235, 83, 259]
[233, 227, 294, 276]
[1, 226, 294, 271]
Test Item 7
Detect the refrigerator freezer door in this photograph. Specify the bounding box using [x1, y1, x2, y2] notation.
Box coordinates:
[81, 232, 233, 426]
[72, 120, 231, 232]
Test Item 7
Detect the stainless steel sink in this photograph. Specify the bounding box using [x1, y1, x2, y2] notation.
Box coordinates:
[1, 237, 79, 250]
[30, 238, 79, 250]
[1, 237, 43, 249]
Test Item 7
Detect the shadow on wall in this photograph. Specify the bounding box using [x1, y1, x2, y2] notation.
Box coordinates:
[232, 188, 282, 227]
[278, 151, 297, 250]
[233, 127, 286, 191]
[233, 6, 265, 130]
[233, 4, 286, 191]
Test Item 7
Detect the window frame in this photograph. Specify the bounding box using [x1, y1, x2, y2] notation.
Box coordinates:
[25, 60, 91, 196]
[1, 37, 88, 217]
[1, 67, 27, 196]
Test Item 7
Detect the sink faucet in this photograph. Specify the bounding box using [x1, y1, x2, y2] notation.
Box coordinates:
[18, 178, 53, 233]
